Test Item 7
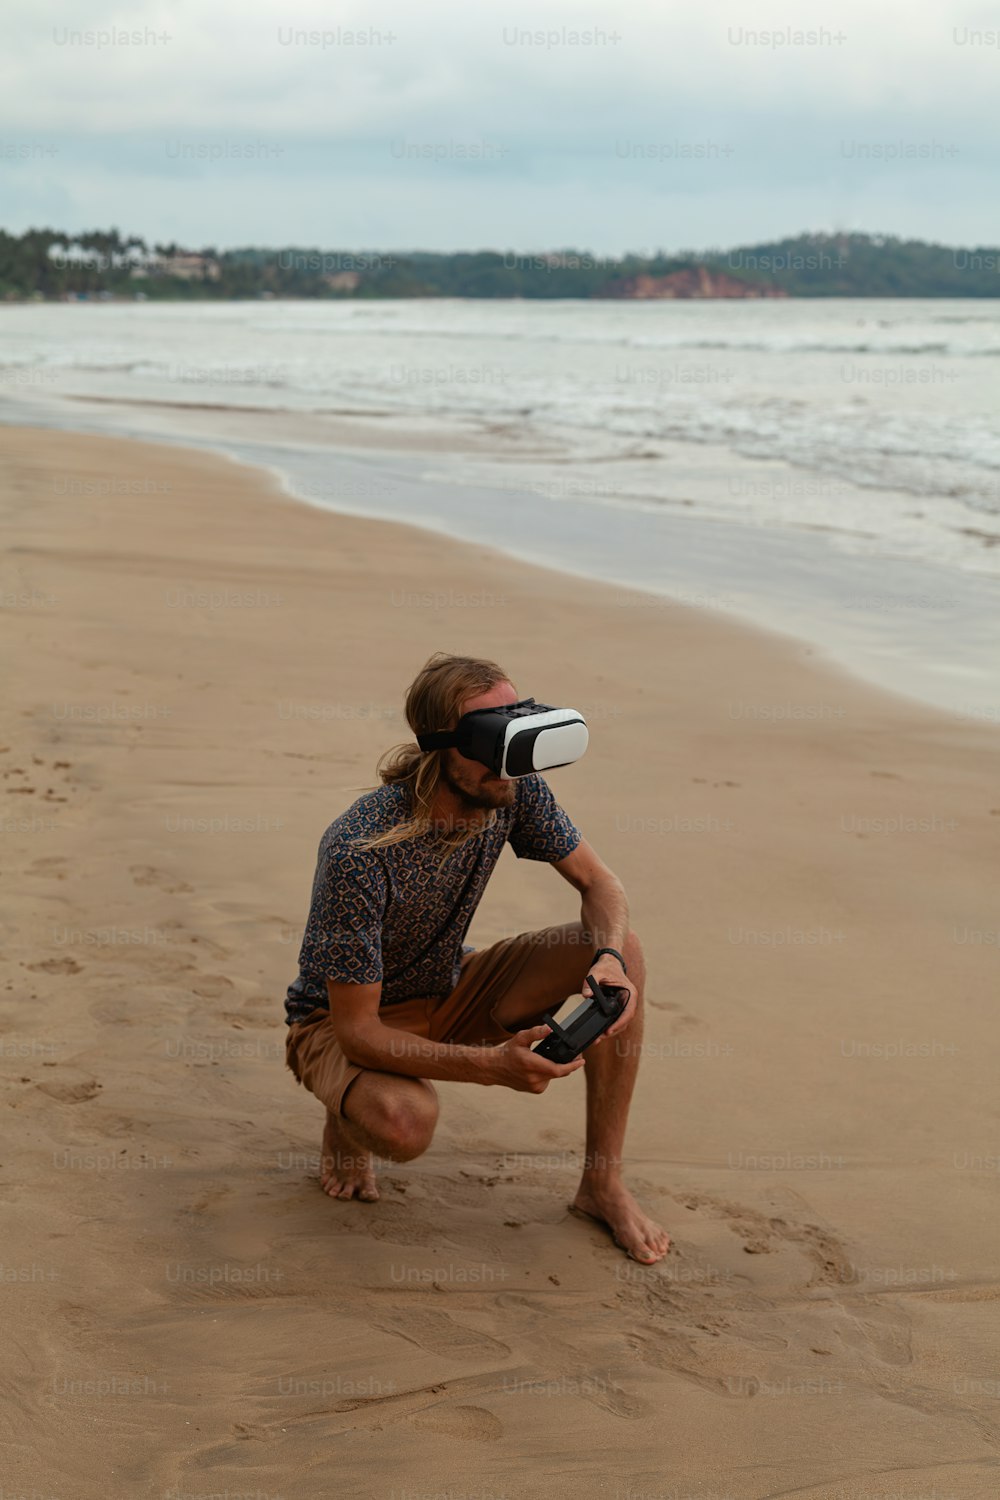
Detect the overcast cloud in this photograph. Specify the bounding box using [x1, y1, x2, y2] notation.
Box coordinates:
[1, 0, 997, 252]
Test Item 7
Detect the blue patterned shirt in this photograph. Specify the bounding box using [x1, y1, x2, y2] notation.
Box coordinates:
[284, 773, 582, 1024]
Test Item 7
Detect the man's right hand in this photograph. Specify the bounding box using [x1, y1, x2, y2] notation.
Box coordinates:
[481, 1024, 586, 1093]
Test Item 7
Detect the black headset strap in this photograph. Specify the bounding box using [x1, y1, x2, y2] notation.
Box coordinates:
[416, 728, 458, 750]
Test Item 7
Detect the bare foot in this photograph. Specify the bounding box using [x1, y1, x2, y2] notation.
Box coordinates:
[320, 1110, 379, 1202]
[571, 1177, 671, 1264]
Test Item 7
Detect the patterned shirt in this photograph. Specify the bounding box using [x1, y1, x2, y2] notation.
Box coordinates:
[284, 773, 582, 1024]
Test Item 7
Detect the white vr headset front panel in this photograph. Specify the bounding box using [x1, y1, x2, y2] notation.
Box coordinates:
[499, 709, 589, 779]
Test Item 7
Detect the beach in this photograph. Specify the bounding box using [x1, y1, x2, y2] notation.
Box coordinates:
[3, 420, 1000, 1499]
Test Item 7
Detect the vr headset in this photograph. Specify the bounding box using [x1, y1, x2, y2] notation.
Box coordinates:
[416, 698, 588, 780]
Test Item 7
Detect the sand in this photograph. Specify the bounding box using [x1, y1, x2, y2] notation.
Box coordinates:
[2, 422, 999, 1500]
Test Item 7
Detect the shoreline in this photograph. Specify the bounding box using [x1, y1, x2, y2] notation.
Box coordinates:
[4, 422, 1000, 1496]
[5, 390, 1000, 723]
[6, 286, 1000, 305]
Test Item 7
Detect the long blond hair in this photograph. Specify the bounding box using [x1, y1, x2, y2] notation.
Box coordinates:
[351, 651, 515, 866]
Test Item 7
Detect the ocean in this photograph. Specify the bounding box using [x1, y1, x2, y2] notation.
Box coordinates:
[3, 296, 999, 718]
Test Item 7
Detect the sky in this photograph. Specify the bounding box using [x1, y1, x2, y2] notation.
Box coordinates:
[2, 0, 998, 255]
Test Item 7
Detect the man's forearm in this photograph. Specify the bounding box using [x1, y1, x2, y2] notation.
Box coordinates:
[342, 1021, 494, 1084]
[581, 873, 630, 955]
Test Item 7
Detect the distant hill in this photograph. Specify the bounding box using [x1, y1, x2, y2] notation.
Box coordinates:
[2, 228, 998, 300]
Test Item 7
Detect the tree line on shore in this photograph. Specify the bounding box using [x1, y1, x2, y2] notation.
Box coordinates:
[2, 226, 998, 299]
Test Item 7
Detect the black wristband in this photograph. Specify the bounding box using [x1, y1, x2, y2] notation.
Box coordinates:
[593, 946, 627, 977]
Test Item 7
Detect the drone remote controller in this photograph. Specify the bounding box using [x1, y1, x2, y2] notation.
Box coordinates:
[531, 973, 628, 1064]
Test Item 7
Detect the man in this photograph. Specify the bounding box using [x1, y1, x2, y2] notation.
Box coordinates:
[284, 651, 670, 1264]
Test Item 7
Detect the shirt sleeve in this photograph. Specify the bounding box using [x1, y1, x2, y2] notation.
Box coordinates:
[297, 840, 387, 987]
[507, 774, 583, 862]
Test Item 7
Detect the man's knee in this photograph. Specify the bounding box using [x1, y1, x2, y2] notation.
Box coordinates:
[347, 1077, 439, 1161]
[616, 930, 645, 1032]
[622, 929, 645, 988]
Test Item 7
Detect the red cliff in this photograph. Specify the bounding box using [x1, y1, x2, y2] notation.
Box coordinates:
[599, 267, 788, 299]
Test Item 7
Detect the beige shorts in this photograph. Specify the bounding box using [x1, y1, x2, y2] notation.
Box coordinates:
[285, 921, 594, 1117]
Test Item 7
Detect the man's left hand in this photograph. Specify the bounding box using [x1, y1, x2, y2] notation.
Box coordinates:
[583, 957, 635, 1042]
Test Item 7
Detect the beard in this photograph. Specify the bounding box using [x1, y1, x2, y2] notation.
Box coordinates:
[438, 759, 517, 814]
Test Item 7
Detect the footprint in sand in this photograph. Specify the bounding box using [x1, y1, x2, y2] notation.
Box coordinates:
[35, 1078, 102, 1103]
[625, 1329, 750, 1398]
[646, 998, 703, 1030]
[182, 1185, 235, 1217]
[190, 974, 236, 999]
[129, 864, 193, 894]
[408, 1405, 503, 1441]
[374, 1308, 511, 1361]
[27, 957, 82, 975]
